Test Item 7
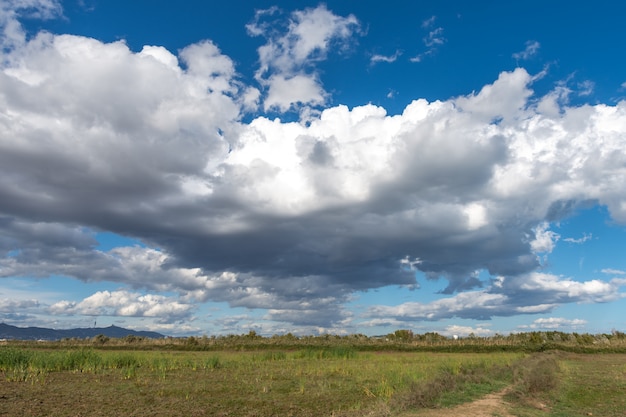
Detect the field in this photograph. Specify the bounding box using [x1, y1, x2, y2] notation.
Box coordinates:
[1, 333, 626, 416]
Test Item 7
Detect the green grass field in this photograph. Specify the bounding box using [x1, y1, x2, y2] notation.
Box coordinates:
[508, 353, 626, 417]
[1, 333, 625, 416]
[0, 347, 520, 416]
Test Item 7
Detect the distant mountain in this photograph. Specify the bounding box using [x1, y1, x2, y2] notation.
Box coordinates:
[0, 323, 165, 341]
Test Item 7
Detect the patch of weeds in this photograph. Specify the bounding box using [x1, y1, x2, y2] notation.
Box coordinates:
[393, 360, 513, 411]
[109, 352, 140, 369]
[203, 355, 221, 369]
[0, 348, 31, 371]
[294, 347, 357, 360]
[121, 364, 138, 380]
[510, 353, 560, 397]
[504, 352, 562, 414]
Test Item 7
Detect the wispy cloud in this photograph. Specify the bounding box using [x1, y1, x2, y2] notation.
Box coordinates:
[423, 27, 445, 48]
[513, 40, 540, 61]
[577, 80, 595, 96]
[410, 16, 445, 62]
[421, 15, 436, 29]
[564, 233, 592, 244]
[370, 49, 402, 65]
[602, 268, 626, 275]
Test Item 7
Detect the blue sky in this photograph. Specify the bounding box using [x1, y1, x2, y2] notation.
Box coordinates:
[1, 0, 626, 337]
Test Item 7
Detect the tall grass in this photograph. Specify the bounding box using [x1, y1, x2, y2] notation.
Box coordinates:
[0, 347, 229, 383]
[294, 346, 358, 359]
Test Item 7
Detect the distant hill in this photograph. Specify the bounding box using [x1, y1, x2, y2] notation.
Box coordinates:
[0, 323, 165, 341]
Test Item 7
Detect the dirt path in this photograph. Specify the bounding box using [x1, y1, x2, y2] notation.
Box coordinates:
[398, 388, 515, 417]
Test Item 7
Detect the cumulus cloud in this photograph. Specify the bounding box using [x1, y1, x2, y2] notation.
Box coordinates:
[49, 290, 194, 323]
[2, 3, 626, 330]
[247, 4, 360, 112]
[0, 0, 62, 50]
[529, 222, 560, 254]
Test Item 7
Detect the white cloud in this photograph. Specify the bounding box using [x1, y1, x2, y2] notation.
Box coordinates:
[370, 50, 402, 65]
[520, 317, 587, 330]
[602, 268, 626, 275]
[424, 27, 445, 48]
[443, 324, 493, 337]
[513, 40, 540, 61]
[421, 16, 436, 29]
[367, 292, 509, 321]
[577, 80, 595, 96]
[529, 222, 560, 254]
[411, 15, 445, 62]
[263, 73, 326, 112]
[49, 290, 194, 322]
[464, 203, 488, 230]
[455, 67, 534, 121]
[3, 0, 61, 20]
[506, 273, 626, 304]
[563, 233, 592, 244]
[0, 0, 62, 50]
[247, 4, 360, 112]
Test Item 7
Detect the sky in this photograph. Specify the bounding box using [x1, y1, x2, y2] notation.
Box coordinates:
[1, 0, 626, 337]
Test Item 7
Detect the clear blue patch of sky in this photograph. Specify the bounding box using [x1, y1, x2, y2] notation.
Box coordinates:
[5, 275, 121, 301]
[548, 205, 626, 280]
[95, 231, 146, 251]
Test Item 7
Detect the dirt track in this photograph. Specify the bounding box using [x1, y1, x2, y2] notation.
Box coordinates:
[400, 388, 515, 417]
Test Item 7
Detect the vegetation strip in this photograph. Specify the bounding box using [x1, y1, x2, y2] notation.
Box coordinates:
[1, 332, 626, 416]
